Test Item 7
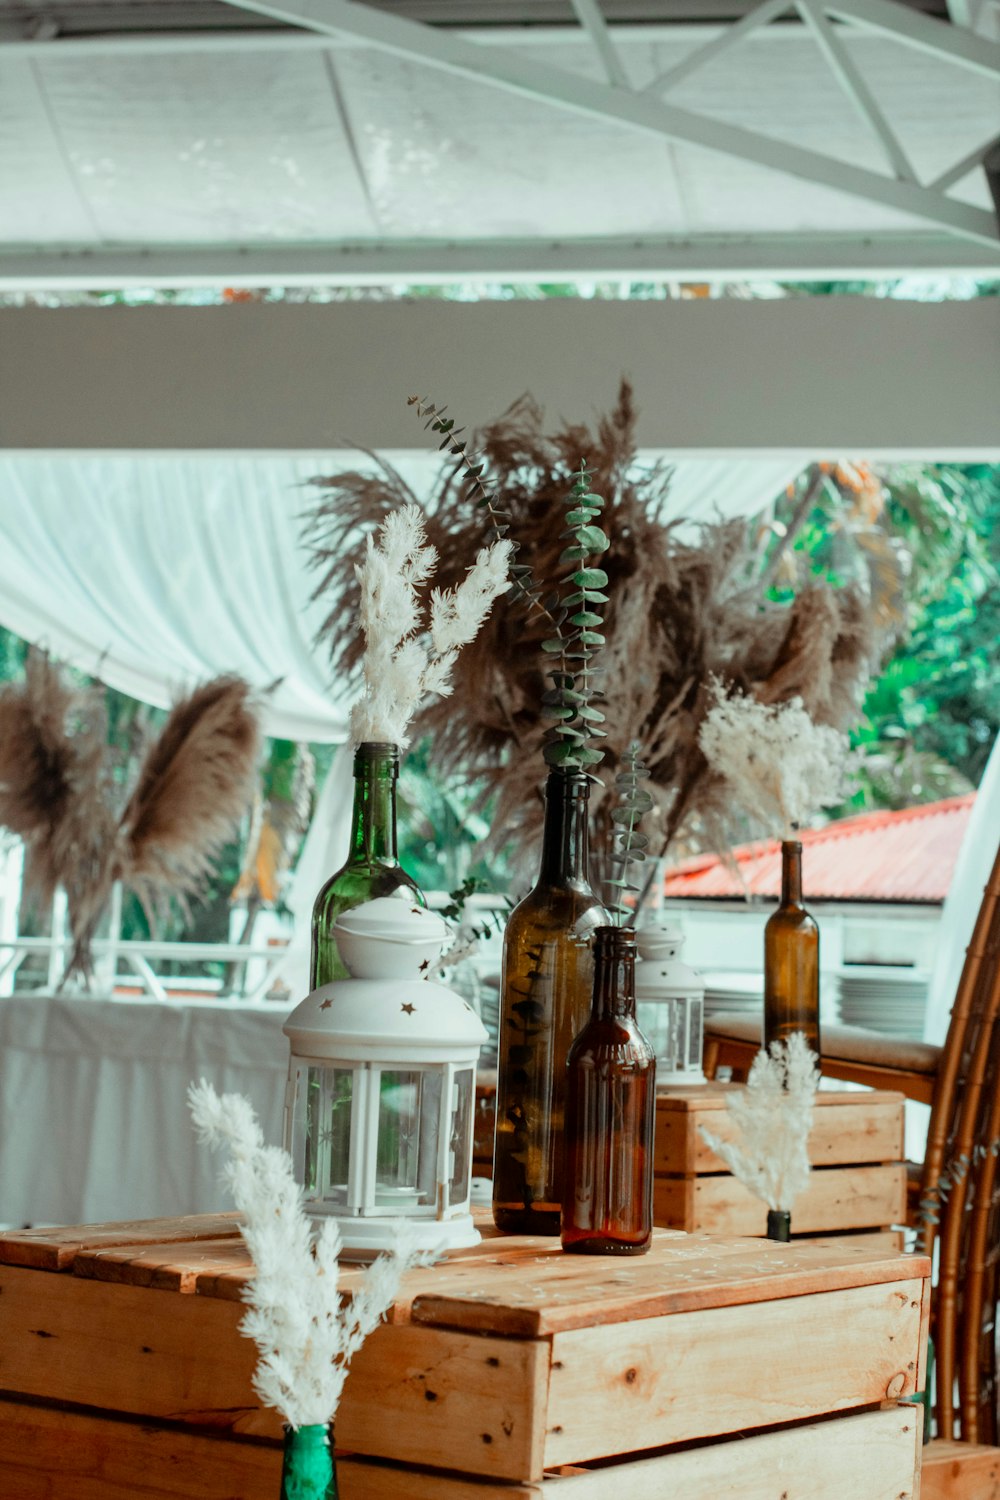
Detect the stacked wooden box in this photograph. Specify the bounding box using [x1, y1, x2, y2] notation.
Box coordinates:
[0, 1212, 928, 1498]
[654, 1084, 907, 1241]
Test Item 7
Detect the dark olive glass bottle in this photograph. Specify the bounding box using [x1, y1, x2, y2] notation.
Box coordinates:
[763, 840, 820, 1057]
[492, 769, 608, 1235]
[309, 742, 422, 989]
[561, 925, 656, 1256]
[279, 1422, 337, 1499]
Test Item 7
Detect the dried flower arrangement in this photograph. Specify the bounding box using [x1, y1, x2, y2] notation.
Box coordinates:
[0, 650, 261, 985]
[698, 684, 852, 841]
[188, 1081, 421, 1429]
[305, 384, 879, 874]
[698, 1032, 819, 1232]
[349, 502, 511, 747]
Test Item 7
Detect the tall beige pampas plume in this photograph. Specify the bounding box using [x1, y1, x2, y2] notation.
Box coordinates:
[698, 1032, 819, 1216]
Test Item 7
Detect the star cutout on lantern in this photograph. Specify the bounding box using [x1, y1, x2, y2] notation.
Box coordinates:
[401, 1002, 416, 1015]
[419, 959, 430, 973]
[319, 998, 333, 1010]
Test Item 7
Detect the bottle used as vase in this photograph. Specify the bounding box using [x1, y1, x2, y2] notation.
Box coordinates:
[310, 741, 422, 988]
[279, 1423, 337, 1500]
[766, 1209, 791, 1243]
[492, 768, 608, 1235]
[561, 925, 656, 1255]
[763, 839, 820, 1058]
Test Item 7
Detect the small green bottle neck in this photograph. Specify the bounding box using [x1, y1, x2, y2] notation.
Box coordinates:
[590, 925, 637, 1020]
[779, 840, 803, 908]
[537, 769, 593, 887]
[347, 742, 400, 865]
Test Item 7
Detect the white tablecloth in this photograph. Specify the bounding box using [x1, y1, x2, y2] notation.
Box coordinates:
[0, 993, 291, 1227]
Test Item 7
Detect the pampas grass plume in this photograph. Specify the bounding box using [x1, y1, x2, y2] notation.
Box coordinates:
[698, 1033, 819, 1214]
[188, 1080, 422, 1429]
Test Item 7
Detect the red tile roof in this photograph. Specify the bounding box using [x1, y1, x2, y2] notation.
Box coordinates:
[662, 794, 975, 905]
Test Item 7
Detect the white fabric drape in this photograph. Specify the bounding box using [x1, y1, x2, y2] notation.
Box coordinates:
[0, 452, 801, 742]
[0, 992, 290, 1225]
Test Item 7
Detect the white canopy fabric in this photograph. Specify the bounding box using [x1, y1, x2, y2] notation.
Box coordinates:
[0, 451, 801, 741]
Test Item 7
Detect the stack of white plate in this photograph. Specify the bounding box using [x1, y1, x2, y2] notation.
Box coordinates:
[837, 966, 929, 1039]
[701, 971, 764, 1020]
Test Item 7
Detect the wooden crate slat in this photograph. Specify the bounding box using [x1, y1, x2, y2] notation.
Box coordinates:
[921, 1439, 1000, 1500]
[0, 1212, 243, 1271]
[544, 1277, 927, 1469]
[655, 1087, 906, 1177]
[0, 1400, 921, 1500]
[655, 1162, 907, 1236]
[409, 1236, 928, 1337]
[0, 1264, 548, 1481]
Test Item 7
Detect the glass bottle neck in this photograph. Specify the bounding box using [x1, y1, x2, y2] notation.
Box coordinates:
[537, 769, 592, 887]
[590, 925, 637, 1020]
[780, 840, 803, 907]
[348, 742, 399, 865]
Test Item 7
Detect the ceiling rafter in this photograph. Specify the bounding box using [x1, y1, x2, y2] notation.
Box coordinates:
[569, 0, 630, 87]
[640, 0, 792, 96]
[216, 0, 1000, 249]
[795, 0, 917, 182]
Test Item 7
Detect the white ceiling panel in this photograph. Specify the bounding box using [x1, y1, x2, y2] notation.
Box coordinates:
[336, 46, 690, 239]
[0, 62, 102, 241]
[29, 51, 381, 242]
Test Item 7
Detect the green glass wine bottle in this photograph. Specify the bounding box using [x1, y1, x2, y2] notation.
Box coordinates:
[279, 1423, 337, 1500]
[310, 742, 422, 989]
[763, 839, 820, 1057]
[492, 768, 608, 1236]
[561, 925, 656, 1256]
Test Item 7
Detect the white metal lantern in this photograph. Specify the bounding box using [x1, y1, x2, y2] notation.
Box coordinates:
[635, 922, 707, 1086]
[283, 898, 488, 1258]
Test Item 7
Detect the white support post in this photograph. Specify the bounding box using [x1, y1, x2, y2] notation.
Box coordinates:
[641, 0, 792, 97]
[796, 0, 916, 182]
[825, 0, 1000, 79]
[569, 0, 629, 89]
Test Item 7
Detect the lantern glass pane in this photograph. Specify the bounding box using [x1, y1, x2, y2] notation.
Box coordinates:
[304, 1066, 353, 1205]
[448, 1068, 475, 1207]
[688, 998, 703, 1068]
[375, 1070, 441, 1210]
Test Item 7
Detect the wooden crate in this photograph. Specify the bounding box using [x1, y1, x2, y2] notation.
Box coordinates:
[0, 1211, 929, 1497]
[654, 1085, 907, 1238]
[921, 1440, 1000, 1500]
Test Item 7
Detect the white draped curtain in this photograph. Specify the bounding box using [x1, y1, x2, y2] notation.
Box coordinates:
[0, 451, 803, 742]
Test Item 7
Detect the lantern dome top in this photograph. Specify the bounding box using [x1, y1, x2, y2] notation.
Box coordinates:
[636, 922, 685, 962]
[284, 974, 487, 1061]
[336, 897, 448, 980]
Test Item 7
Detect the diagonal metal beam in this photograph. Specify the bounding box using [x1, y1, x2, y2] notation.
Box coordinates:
[641, 0, 792, 97]
[930, 131, 1000, 192]
[826, 0, 1000, 79]
[797, 0, 916, 182]
[569, 0, 629, 89]
[218, 0, 999, 249]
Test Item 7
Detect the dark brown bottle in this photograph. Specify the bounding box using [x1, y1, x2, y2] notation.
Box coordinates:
[492, 769, 608, 1235]
[763, 840, 820, 1057]
[561, 925, 656, 1256]
[310, 742, 422, 988]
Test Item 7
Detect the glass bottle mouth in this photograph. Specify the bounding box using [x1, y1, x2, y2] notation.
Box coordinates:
[593, 924, 637, 955]
[544, 766, 592, 797]
[353, 741, 400, 773]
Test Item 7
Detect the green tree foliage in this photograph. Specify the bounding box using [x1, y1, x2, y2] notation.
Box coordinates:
[770, 463, 999, 810]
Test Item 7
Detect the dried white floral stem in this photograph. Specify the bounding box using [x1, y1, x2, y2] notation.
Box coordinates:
[350, 504, 512, 748]
[698, 1033, 819, 1214]
[188, 1080, 423, 1429]
[698, 684, 852, 841]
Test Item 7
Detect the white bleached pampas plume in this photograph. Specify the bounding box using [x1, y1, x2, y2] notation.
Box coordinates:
[698, 685, 851, 840]
[697, 1033, 819, 1215]
[350, 503, 512, 747]
[188, 1080, 420, 1429]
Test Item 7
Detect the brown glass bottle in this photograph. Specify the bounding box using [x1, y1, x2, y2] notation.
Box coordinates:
[492, 769, 608, 1235]
[763, 840, 820, 1057]
[310, 742, 422, 989]
[561, 926, 656, 1255]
